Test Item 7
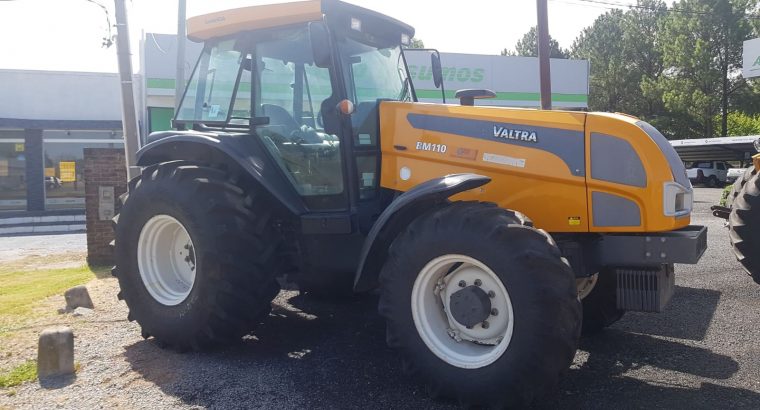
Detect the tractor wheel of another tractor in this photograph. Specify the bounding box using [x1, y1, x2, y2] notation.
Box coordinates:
[113, 161, 282, 350]
[580, 268, 625, 334]
[729, 171, 760, 284]
[726, 168, 757, 209]
[378, 202, 581, 408]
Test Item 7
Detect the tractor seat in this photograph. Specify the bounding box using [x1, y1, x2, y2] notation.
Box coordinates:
[261, 104, 300, 135]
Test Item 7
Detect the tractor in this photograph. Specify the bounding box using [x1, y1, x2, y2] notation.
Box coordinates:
[712, 137, 760, 284]
[113, 1, 707, 406]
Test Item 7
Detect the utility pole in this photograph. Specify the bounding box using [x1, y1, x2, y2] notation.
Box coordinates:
[114, 0, 140, 179]
[536, 0, 552, 110]
[175, 0, 187, 113]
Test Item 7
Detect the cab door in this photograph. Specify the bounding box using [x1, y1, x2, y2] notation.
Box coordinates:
[240, 26, 350, 213]
[333, 33, 415, 232]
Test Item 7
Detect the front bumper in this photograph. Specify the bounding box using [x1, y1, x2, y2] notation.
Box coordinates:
[595, 225, 707, 267]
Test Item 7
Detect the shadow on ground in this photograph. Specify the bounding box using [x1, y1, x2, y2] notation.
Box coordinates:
[535, 329, 757, 409]
[38, 373, 77, 390]
[123, 291, 759, 409]
[619, 285, 721, 341]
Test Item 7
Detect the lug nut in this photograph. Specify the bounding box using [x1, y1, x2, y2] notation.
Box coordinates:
[481, 321, 490, 329]
[458, 280, 466, 288]
[491, 308, 498, 316]
[474, 279, 482, 286]
[488, 290, 495, 298]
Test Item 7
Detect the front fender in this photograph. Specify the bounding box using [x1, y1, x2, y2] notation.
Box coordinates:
[353, 173, 491, 292]
[136, 132, 306, 215]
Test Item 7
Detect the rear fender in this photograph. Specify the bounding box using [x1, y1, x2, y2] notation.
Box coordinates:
[136, 132, 306, 215]
[353, 173, 491, 292]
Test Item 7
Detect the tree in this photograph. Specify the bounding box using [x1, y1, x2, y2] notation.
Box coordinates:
[501, 26, 569, 58]
[718, 111, 760, 135]
[571, 10, 637, 113]
[621, 0, 668, 117]
[658, 0, 754, 138]
[409, 37, 425, 49]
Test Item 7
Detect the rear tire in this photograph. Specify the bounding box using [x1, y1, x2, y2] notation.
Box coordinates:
[580, 269, 625, 334]
[113, 161, 282, 350]
[729, 171, 760, 284]
[378, 202, 581, 407]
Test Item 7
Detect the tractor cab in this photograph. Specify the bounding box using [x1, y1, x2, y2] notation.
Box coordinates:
[172, 0, 429, 212]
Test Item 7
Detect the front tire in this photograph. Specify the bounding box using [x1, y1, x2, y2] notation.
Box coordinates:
[580, 269, 625, 334]
[114, 161, 282, 350]
[378, 202, 581, 407]
[729, 171, 760, 284]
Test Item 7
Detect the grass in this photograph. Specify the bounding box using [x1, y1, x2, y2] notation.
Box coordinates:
[0, 265, 97, 318]
[0, 360, 36, 388]
[0, 264, 109, 336]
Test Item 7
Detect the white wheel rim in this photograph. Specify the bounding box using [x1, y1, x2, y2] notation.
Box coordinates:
[137, 214, 196, 306]
[411, 254, 514, 369]
[576, 273, 598, 300]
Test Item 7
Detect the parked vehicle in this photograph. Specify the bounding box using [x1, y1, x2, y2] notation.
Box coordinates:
[686, 161, 730, 186]
[726, 167, 747, 184]
[45, 176, 61, 189]
[112, 1, 707, 407]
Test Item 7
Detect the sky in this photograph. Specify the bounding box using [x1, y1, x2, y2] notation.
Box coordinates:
[0, 0, 653, 73]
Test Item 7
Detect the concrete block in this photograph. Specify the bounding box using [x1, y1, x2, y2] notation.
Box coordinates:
[37, 327, 75, 378]
[64, 285, 94, 310]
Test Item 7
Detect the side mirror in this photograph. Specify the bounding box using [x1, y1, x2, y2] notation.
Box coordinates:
[309, 22, 332, 68]
[431, 53, 443, 89]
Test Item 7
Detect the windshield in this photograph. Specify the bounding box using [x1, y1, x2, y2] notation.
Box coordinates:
[176, 39, 243, 123]
[338, 37, 412, 103]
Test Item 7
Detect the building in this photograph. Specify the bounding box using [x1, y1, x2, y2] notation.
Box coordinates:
[0, 70, 128, 213]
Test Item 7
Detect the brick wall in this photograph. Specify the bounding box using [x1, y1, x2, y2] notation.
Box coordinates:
[83, 148, 127, 266]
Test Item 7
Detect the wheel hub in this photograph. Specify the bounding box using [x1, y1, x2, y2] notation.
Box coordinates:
[449, 286, 492, 328]
[137, 214, 196, 306]
[412, 254, 514, 369]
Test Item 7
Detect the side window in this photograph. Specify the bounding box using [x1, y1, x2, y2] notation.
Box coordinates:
[716, 162, 725, 170]
[253, 28, 344, 203]
[260, 57, 296, 118]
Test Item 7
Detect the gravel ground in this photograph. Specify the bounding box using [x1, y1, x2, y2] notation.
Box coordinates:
[1, 188, 758, 409]
[0, 233, 86, 264]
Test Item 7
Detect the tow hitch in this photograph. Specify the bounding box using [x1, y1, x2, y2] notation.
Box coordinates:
[711, 205, 730, 220]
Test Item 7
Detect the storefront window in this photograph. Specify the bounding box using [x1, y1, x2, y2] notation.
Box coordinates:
[0, 131, 27, 211]
[43, 130, 123, 210]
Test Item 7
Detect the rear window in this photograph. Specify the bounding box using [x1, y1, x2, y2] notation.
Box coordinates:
[689, 162, 713, 169]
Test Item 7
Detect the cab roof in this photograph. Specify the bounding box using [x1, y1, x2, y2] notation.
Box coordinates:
[187, 0, 414, 42]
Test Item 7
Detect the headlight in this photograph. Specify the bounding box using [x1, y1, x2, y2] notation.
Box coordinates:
[663, 182, 693, 217]
[754, 137, 760, 152]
